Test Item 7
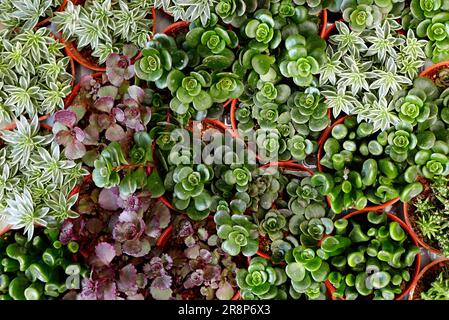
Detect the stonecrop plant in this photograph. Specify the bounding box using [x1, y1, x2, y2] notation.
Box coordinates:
[52, 0, 154, 64]
[321, 211, 419, 300]
[0, 28, 72, 125]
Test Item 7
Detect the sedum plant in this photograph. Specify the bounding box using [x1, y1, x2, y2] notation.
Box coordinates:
[0, 228, 85, 300]
[214, 0, 262, 27]
[0, 0, 63, 30]
[285, 246, 330, 300]
[52, 0, 154, 64]
[321, 21, 427, 132]
[313, 116, 423, 213]
[147, 215, 239, 300]
[286, 177, 335, 247]
[236, 256, 287, 299]
[134, 34, 189, 89]
[215, 210, 259, 257]
[0, 116, 87, 240]
[341, 0, 405, 32]
[0, 28, 72, 125]
[402, 0, 449, 62]
[154, 0, 216, 26]
[320, 212, 419, 300]
[53, 58, 152, 162]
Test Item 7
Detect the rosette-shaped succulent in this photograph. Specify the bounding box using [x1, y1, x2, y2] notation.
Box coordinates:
[286, 177, 334, 246]
[285, 247, 330, 300]
[185, 16, 239, 69]
[260, 209, 289, 240]
[222, 166, 252, 192]
[245, 167, 287, 210]
[167, 70, 213, 114]
[387, 122, 418, 162]
[214, 210, 259, 256]
[415, 142, 449, 179]
[166, 164, 214, 220]
[279, 34, 326, 87]
[236, 257, 288, 299]
[256, 129, 286, 161]
[287, 135, 316, 161]
[341, 0, 383, 31]
[134, 34, 188, 88]
[411, 0, 444, 19]
[416, 12, 449, 62]
[288, 89, 330, 132]
[215, 0, 260, 27]
[254, 82, 291, 107]
[243, 9, 282, 50]
[253, 103, 279, 129]
[210, 72, 244, 103]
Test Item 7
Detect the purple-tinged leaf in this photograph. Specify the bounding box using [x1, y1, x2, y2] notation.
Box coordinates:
[73, 127, 85, 142]
[79, 278, 98, 300]
[98, 85, 118, 99]
[216, 282, 234, 300]
[106, 123, 126, 141]
[102, 282, 118, 300]
[183, 270, 204, 289]
[94, 96, 115, 113]
[123, 44, 138, 59]
[185, 244, 200, 259]
[123, 98, 139, 109]
[55, 130, 72, 146]
[55, 110, 77, 128]
[127, 293, 144, 300]
[83, 125, 100, 145]
[199, 249, 212, 264]
[124, 65, 135, 80]
[128, 86, 145, 104]
[95, 242, 116, 266]
[98, 187, 120, 211]
[117, 264, 138, 295]
[79, 74, 94, 90]
[150, 285, 172, 300]
[65, 140, 86, 160]
[112, 107, 125, 122]
[152, 275, 172, 290]
[97, 114, 113, 130]
[122, 238, 151, 257]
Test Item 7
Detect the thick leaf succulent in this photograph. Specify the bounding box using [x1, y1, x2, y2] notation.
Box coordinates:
[236, 256, 287, 299]
[214, 210, 259, 256]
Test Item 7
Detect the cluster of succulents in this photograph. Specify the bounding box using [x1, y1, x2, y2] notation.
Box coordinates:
[1, 0, 449, 302]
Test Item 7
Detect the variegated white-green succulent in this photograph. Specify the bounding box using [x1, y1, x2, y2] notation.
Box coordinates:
[0, 0, 63, 30]
[0, 28, 72, 125]
[52, 0, 154, 64]
[320, 20, 427, 132]
[0, 116, 88, 240]
[154, 0, 215, 26]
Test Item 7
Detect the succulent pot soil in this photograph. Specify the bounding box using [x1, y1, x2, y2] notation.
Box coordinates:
[35, 0, 69, 28]
[408, 258, 449, 300]
[403, 202, 442, 255]
[64, 5, 157, 71]
[324, 210, 421, 300]
[317, 115, 401, 212]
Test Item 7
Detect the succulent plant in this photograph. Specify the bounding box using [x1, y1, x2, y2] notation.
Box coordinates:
[314, 116, 423, 213]
[214, 0, 260, 27]
[236, 256, 287, 299]
[285, 246, 330, 300]
[288, 88, 330, 132]
[135, 34, 189, 89]
[279, 34, 326, 87]
[259, 209, 289, 241]
[214, 210, 259, 256]
[0, 229, 85, 300]
[320, 212, 419, 300]
[52, 0, 154, 64]
[421, 272, 449, 300]
[243, 9, 282, 50]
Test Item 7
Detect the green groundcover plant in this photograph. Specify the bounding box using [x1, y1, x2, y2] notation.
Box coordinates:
[421, 269, 449, 300]
[320, 211, 419, 300]
[0, 228, 85, 300]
